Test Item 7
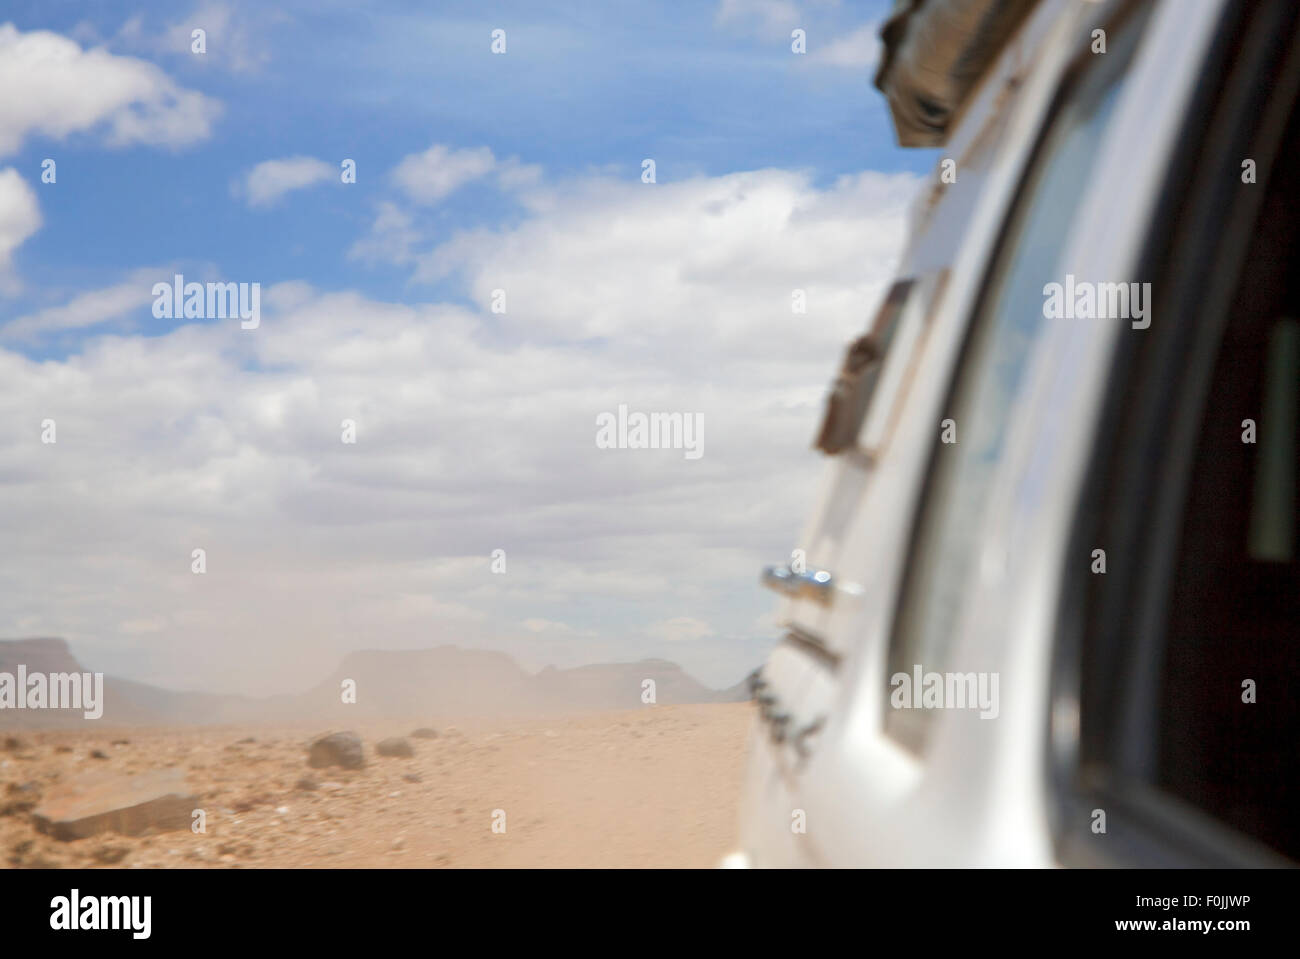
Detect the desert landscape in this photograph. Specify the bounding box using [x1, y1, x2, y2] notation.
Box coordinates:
[0, 638, 755, 868]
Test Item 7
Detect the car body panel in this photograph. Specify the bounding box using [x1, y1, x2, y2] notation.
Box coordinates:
[738, 0, 1228, 867]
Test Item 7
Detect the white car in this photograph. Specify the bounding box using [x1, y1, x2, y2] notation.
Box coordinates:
[735, 0, 1300, 867]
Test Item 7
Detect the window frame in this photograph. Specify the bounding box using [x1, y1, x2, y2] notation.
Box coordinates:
[1048, 0, 1300, 868]
[881, 0, 1157, 754]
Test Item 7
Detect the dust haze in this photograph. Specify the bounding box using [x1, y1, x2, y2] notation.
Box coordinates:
[0, 637, 754, 868]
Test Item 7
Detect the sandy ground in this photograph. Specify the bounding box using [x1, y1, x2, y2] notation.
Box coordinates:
[0, 702, 753, 869]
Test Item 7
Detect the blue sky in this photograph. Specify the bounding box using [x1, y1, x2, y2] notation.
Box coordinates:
[5, 0, 930, 324]
[0, 1, 934, 696]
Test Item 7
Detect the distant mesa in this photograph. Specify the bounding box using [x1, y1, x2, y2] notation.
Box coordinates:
[0, 638, 751, 729]
[0, 637, 262, 728]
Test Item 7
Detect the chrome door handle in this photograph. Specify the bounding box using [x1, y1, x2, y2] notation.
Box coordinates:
[761, 565, 834, 605]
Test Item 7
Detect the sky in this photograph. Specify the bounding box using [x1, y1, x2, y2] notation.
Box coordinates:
[0, 0, 936, 696]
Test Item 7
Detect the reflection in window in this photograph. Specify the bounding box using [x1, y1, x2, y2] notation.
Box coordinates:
[887, 18, 1148, 747]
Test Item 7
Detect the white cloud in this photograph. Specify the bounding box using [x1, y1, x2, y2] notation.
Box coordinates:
[0, 22, 221, 157]
[415, 168, 917, 352]
[496, 157, 543, 192]
[119, 616, 167, 634]
[81, 3, 280, 75]
[158, 1, 277, 74]
[391, 144, 523, 206]
[646, 617, 717, 643]
[521, 618, 589, 636]
[716, 0, 803, 37]
[238, 156, 335, 208]
[1, 268, 161, 338]
[0, 168, 41, 293]
[0, 166, 918, 694]
[808, 22, 879, 70]
[355, 147, 543, 262]
[348, 201, 419, 265]
[715, 0, 871, 57]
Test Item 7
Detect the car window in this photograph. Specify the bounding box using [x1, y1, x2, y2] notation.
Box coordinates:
[1056, 0, 1300, 866]
[1150, 312, 1300, 859]
[886, 15, 1149, 748]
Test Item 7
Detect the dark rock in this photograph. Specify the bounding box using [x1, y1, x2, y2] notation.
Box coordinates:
[3, 737, 26, 752]
[232, 793, 271, 813]
[8, 838, 34, 866]
[92, 845, 129, 864]
[1, 781, 42, 816]
[307, 732, 365, 770]
[410, 727, 439, 739]
[217, 841, 257, 860]
[402, 773, 422, 784]
[376, 737, 414, 758]
[295, 776, 319, 791]
[89, 750, 109, 760]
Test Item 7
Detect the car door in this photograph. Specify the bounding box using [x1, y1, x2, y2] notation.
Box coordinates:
[741, 0, 1234, 866]
[738, 0, 1098, 866]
